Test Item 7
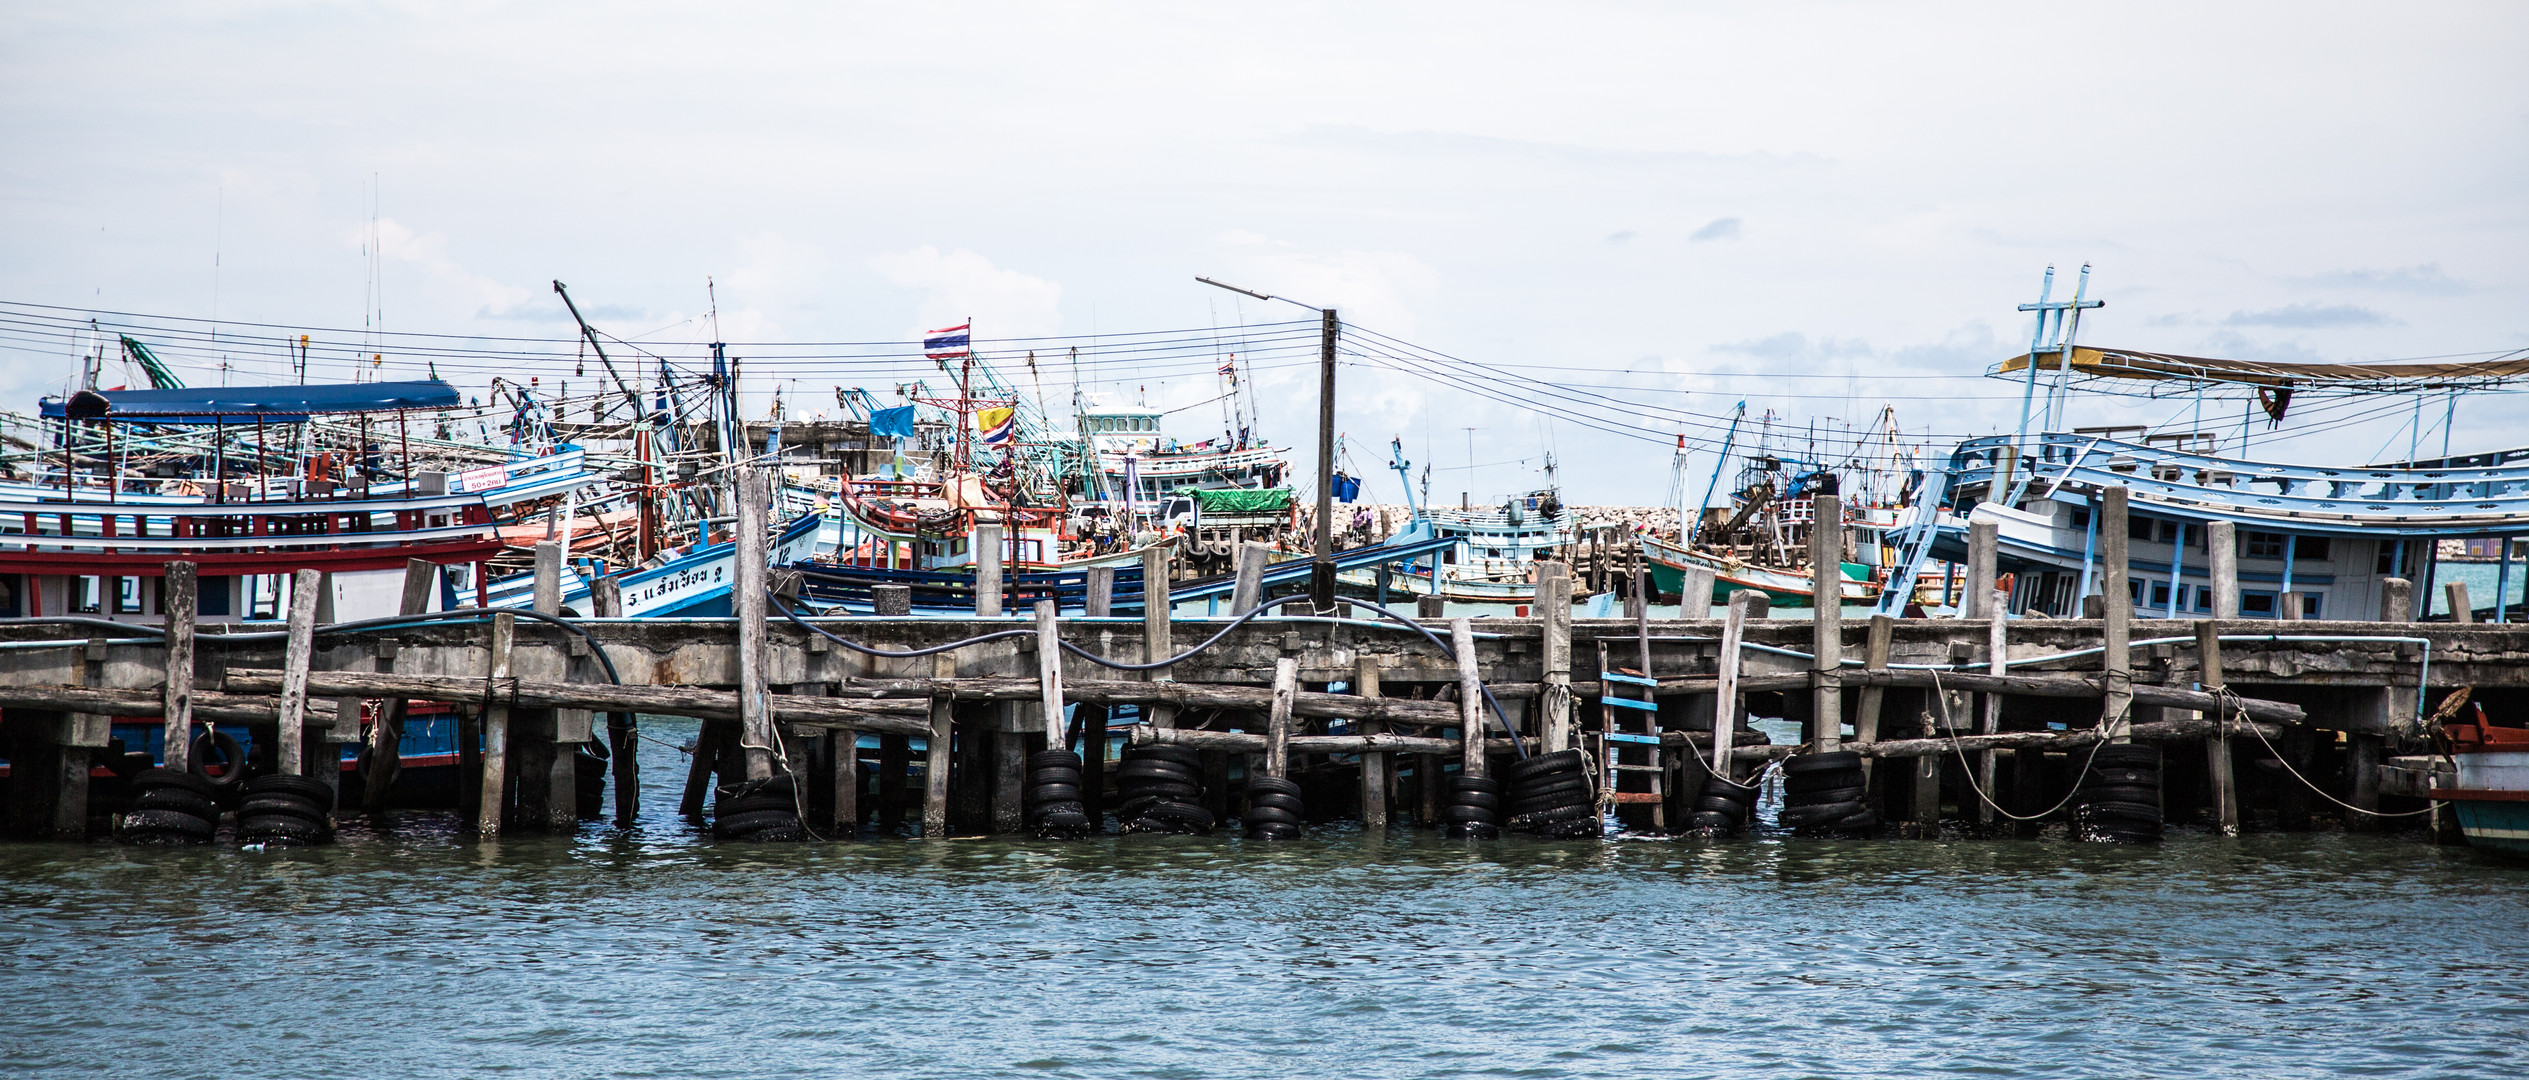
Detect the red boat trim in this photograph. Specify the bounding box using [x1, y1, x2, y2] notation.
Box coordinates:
[0, 537, 503, 576]
[2427, 787, 2529, 802]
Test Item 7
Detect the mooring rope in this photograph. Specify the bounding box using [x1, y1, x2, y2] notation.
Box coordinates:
[2215, 685, 2439, 818]
[1927, 668, 2109, 823]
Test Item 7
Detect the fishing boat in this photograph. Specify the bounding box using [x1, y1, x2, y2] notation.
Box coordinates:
[1889, 266, 2529, 620]
[1640, 532, 1878, 607]
[1638, 416, 1899, 608]
[2, 381, 599, 621]
[1332, 439, 1578, 603]
[2434, 708, 2529, 857]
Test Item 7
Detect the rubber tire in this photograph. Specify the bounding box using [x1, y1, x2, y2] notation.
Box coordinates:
[1822, 809, 1881, 831]
[2081, 767, 2161, 787]
[134, 767, 218, 798]
[1034, 808, 1092, 833]
[189, 729, 249, 789]
[2078, 800, 2163, 823]
[722, 794, 799, 816]
[1509, 795, 1595, 819]
[1029, 767, 1084, 788]
[1114, 760, 1199, 783]
[1246, 792, 1304, 814]
[2076, 784, 2160, 806]
[243, 774, 335, 808]
[1784, 750, 1863, 774]
[1450, 790, 1500, 812]
[1445, 822, 1501, 839]
[1506, 803, 1596, 827]
[237, 815, 329, 843]
[1029, 750, 1083, 771]
[2091, 745, 2163, 767]
[1243, 806, 1301, 828]
[1246, 776, 1302, 798]
[1119, 779, 1202, 800]
[715, 809, 802, 836]
[1443, 804, 1498, 824]
[1141, 800, 1215, 833]
[1123, 745, 1204, 768]
[1695, 797, 1749, 819]
[122, 808, 214, 839]
[1510, 781, 1596, 808]
[1784, 785, 1867, 807]
[1448, 775, 1503, 796]
[133, 787, 220, 819]
[1247, 822, 1302, 840]
[1688, 810, 1740, 830]
[1502, 748, 1586, 782]
[1027, 783, 1084, 804]
[1786, 765, 1864, 788]
[235, 795, 329, 823]
[1702, 776, 1760, 804]
[1777, 800, 1867, 826]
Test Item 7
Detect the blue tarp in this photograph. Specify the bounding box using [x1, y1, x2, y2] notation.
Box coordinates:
[40, 380, 464, 421]
[869, 405, 920, 439]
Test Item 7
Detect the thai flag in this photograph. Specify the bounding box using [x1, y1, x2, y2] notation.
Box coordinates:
[923, 323, 971, 360]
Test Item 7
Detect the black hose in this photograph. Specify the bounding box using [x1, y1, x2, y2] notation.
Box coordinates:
[770, 592, 1035, 657]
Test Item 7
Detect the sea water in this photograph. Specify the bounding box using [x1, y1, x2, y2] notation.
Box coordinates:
[2, 716, 2522, 1079]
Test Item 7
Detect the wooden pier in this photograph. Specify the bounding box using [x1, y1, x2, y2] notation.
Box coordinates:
[0, 476, 2516, 844]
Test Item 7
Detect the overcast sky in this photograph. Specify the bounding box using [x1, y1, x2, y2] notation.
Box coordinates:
[4, 2, 2523, 504]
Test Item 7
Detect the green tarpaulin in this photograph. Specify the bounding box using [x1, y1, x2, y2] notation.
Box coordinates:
[1177, 486, 1292, 514]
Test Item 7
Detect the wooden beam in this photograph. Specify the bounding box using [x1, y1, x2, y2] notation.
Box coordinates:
[225, 669, 934, 734]
[479, 612, 514, 836]
[1835, 669, 2305, 723]
[1451, 619, 1486, 777]
[2198, 619, 2238, 836]
[1356, 655, 1388, 831]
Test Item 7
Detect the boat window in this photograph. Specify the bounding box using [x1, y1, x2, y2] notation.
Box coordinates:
[2243, 531, 2286, 560]
[1488, 548, 1503, 558]
[197, 576, 233, 618]
[73, 576, 102, 615]
[2301, 593, 2323, 617]
[2128, 516, 2154, 541]
[2241, 590, 2276, 615]
[2151, 582, 2171, 607]
[2293, 536, 2330, 561]
[1443, 546, 1458, 565]
[2127, 579, 2143, 603]
[115, 576, 142, 614]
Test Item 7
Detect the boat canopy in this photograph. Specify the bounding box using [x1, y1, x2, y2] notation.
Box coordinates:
[1996, 346, 2529, 392]
[1177, 486, 1290, 513]
[40, 379, 464, 422]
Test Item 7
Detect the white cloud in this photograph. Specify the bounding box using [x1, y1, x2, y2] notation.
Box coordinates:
[351, 217, 537, 319]
[867, 246, 1063, 339]
[1238, 250, 1438, 335]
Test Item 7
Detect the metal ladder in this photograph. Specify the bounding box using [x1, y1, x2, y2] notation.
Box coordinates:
[1875, 464, 1951, 616]
[1594, 640, 1665, 829]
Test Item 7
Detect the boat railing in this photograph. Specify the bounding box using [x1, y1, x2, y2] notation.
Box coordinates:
[1949, 432, 2529, 534]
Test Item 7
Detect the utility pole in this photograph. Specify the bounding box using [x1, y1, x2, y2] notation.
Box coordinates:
[1313, 307, 1338, 613]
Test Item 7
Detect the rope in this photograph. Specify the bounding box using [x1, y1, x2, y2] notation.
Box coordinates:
[1927, 668, 2106, 822]
[2216, 685, 2439, 818]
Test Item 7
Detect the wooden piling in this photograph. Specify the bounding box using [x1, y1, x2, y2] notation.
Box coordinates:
[2446, 581, 2472, 624]
[2208, 521, 2239, 619]
[533, 540, 563, 616]
[1964, 519, 1998, 619]
[1356, 655, 1387, 831]
[1035, 600, 1067, 745]
[274, 568, 322, 777]
[1812, 483, 1845, 750]
[362, 558, 441, 811]
[1713, 590, 1753, 784]
[1232, 541, 1269, 615]
[478, 612, 515, 835]
[974, 523, 1006, 617]
[924, 653, 954, 838]
[2280, 592, 2306, 621]
[590, 573, 637, 825]
[1265, 657, 1297, 779]
[1676, 564, 1716, 614]
[1539, 560, 1573, 752]
[2197, 619, 2238, 836]
[1977, 588, 2005, 826]
[734, 467, 774, 781]
[1854, 614, 1892, 786]
[1086, 565, 1115, 618]
[161, 561, 196, 772]
[873, 583, 912, 617]
[1142, 544, 1177, 730]
[2100, 486, 2133, 740]
[1450, 619, 1486, 778]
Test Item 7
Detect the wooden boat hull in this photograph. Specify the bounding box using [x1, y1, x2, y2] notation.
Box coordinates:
[2438, 746, 2529, 857]
[1639, 535, 1878, 607]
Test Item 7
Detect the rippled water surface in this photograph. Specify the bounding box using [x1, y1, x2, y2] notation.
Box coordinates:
[5, 720, 2524, 1079]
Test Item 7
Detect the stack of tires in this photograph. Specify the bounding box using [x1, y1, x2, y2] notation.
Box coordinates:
[1025, 749, 1094, 838]
[235, 775, 336, 848]
[1778, 751, 1877, 834]
[714, 774, 806, 841]
[1114, 745, 1214, 834]
[1242, 775, 1302, 840]
[1443, 773, 1502, 838]
[1690, 772, 1760, 833]
[2071, 744, 2163, 843]
[1503, 749, 1599, 838]
[119, 767, 220, 845]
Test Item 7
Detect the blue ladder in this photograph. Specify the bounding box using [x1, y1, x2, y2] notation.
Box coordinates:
[1876, 465, 1951, 616]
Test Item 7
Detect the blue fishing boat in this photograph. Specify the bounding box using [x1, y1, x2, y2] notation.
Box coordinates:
[2435, 711, 2529, 857]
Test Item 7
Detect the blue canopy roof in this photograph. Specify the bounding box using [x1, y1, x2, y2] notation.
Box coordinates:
[40, 380, 464, 422]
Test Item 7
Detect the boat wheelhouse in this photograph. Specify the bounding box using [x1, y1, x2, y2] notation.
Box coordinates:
[1078, 399, 1287, 502]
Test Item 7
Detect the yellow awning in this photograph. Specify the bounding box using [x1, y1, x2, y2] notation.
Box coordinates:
[1997, 346, 2529, 389]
